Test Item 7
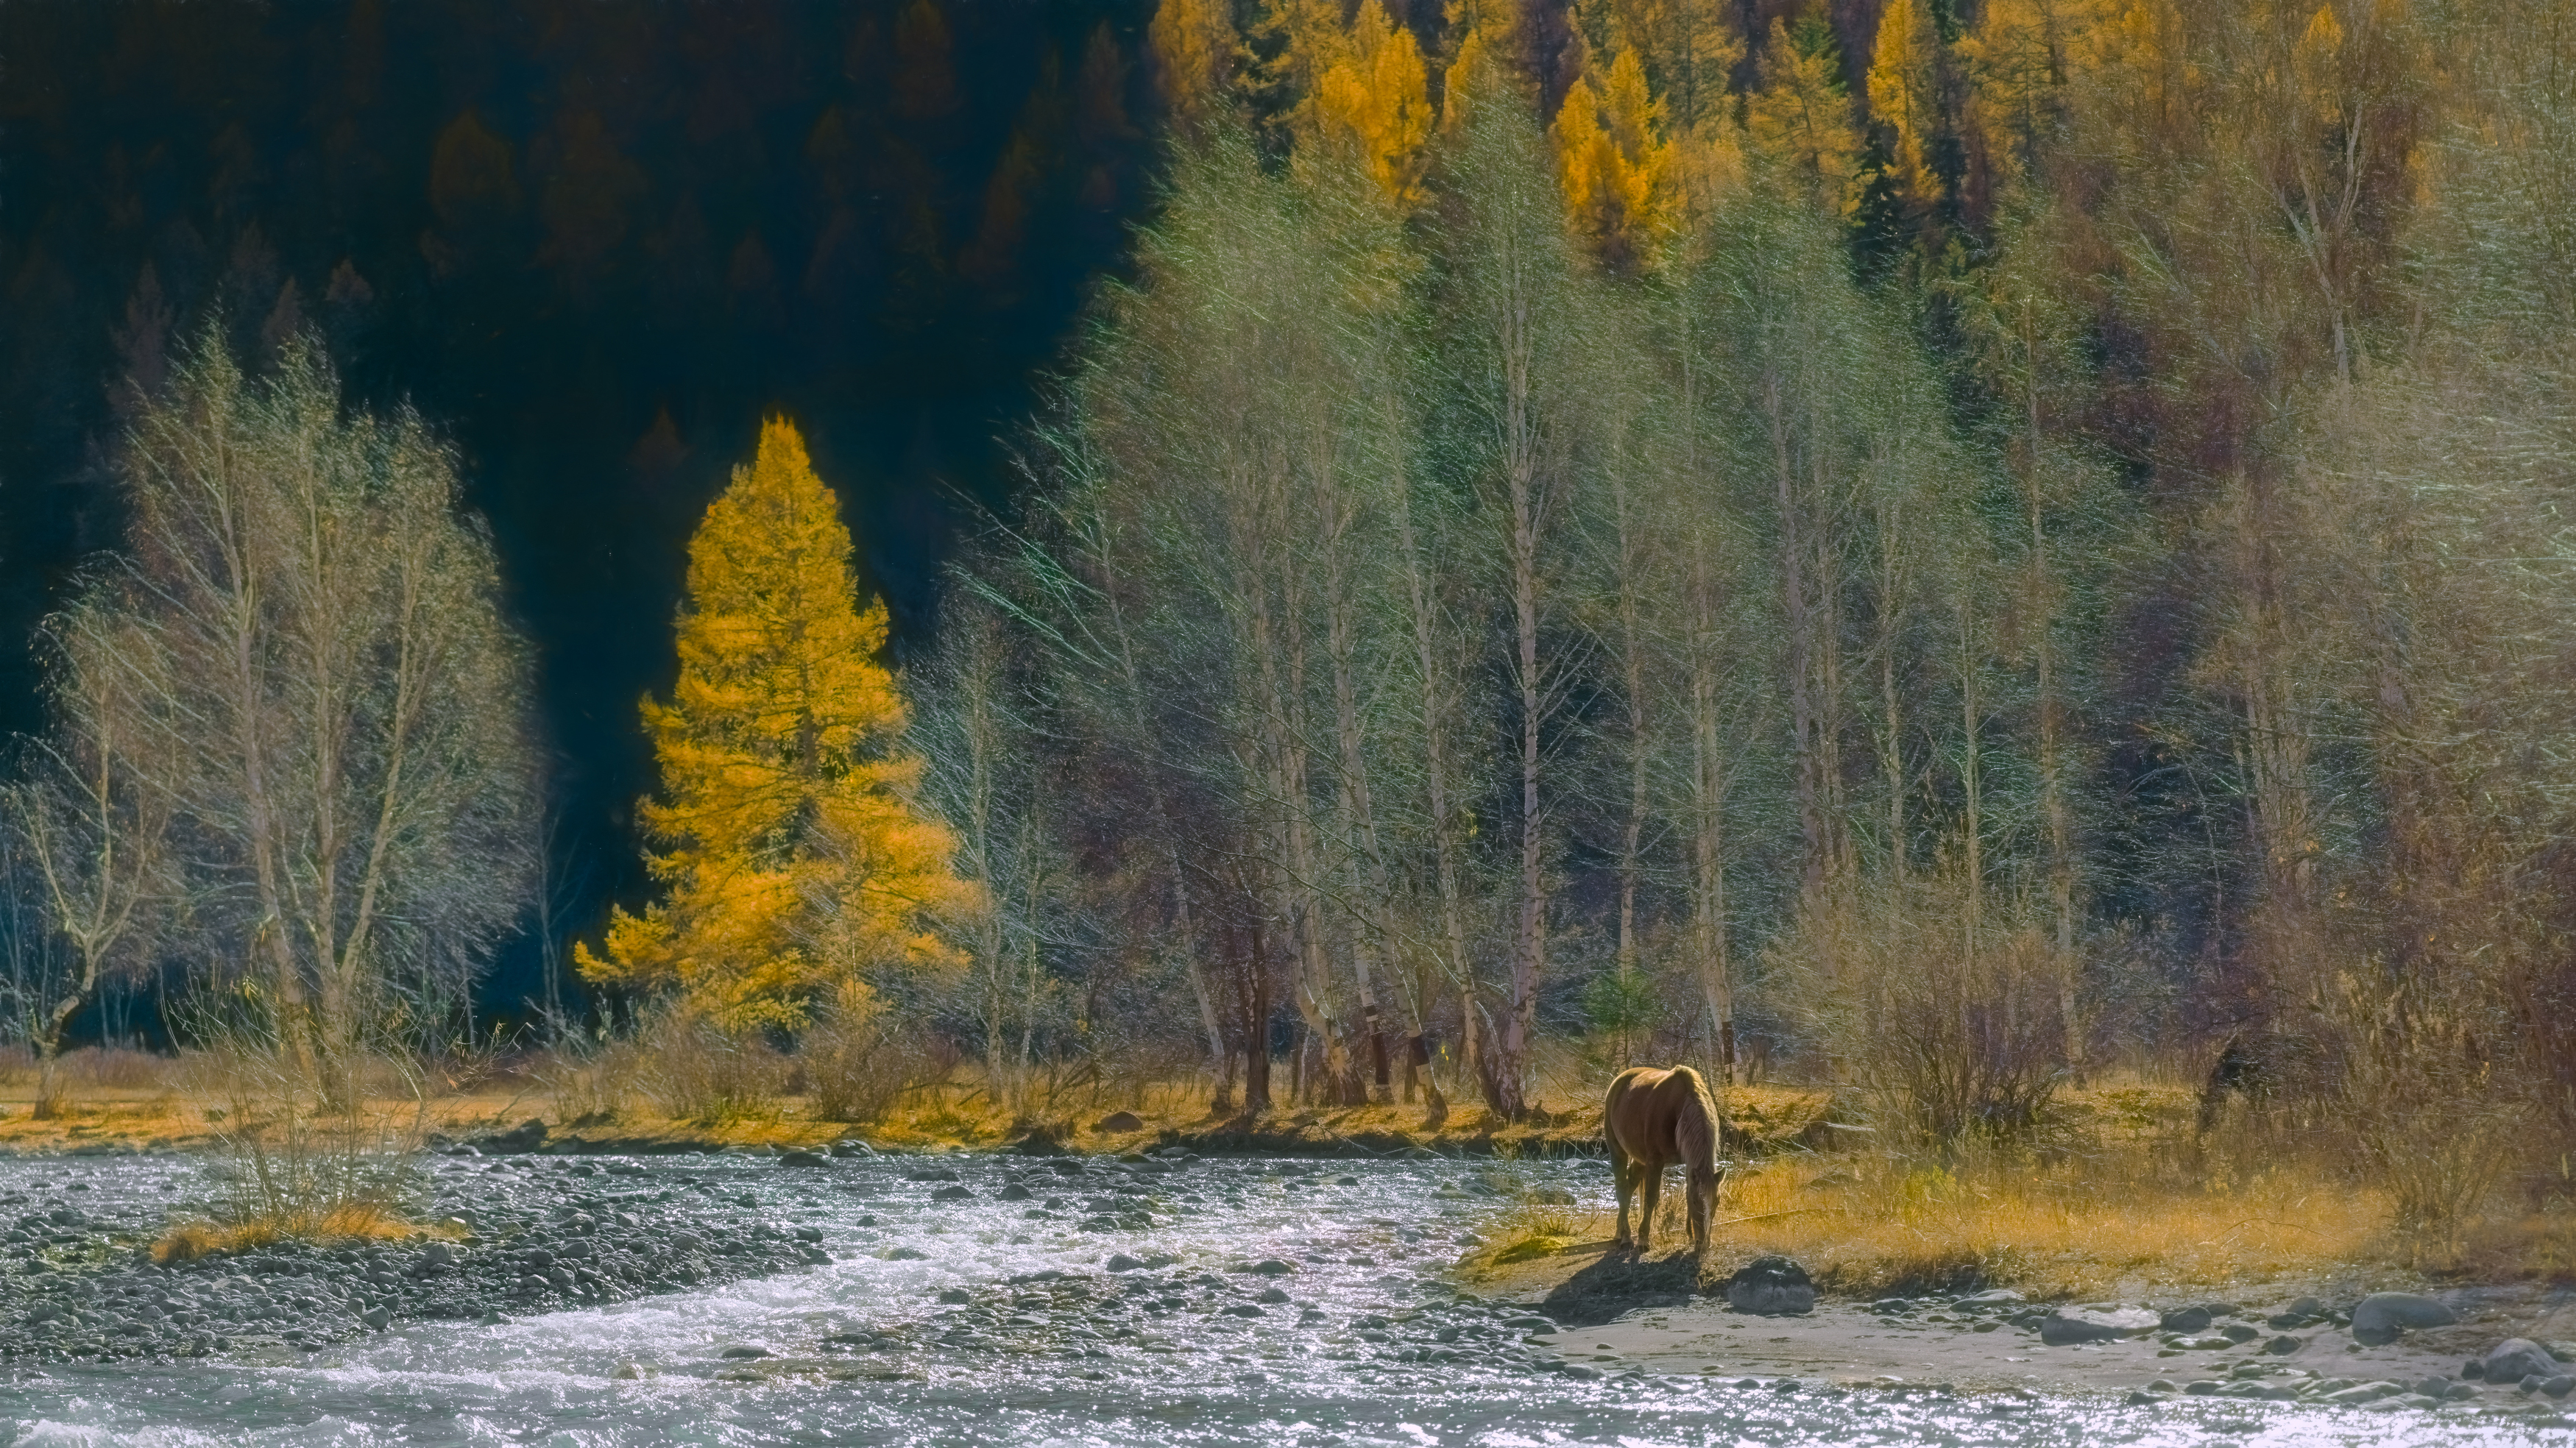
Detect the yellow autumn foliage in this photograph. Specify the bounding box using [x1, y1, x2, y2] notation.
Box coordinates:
[1309, 0, 1434, 207]
[578, 418, 974, 1032]
[1149, 0, 1237, 136]
[1443, 0, 1536, 131]
[1744, 19, 1865, 219]
[1555, 46, 1674, 266]
[1867, 0, 1945, 207]
[1964, 0, 2116, 192]
[1591, 0, 1742, 133]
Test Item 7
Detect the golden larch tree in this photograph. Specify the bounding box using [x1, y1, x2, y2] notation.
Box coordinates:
[1309, 0, 1435, 207]
[1866, 0, 1947, 208]
[1964, 0, 2113, 194]
[1150, 0, 1239, 137]
[1745, 18, 1865, 218]
[1555, 44, 1674, 267]
[579, 418, 972, 1031]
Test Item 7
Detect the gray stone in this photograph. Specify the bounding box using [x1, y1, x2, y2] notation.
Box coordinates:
[2540, 1375, 2575, 1399]
[719, 1345, 771, 1359]
[2261, 1333, 2306, 1355]
[882, 1246, 930, 1261]
[2159, 1306, 2213, 1334]
[2484, 1339, 2560, 1385]
[2039, 1305, 2161, 1345]
[1094, 1111, 1144, 1134]
[361, 1307, 392, 1330]
[1726, 1256, 1816, 1317]
[776, 1151, 829, 1168]
[997, 1183, 1033, 1202]
[1955, 1289, 2025, 1311]
[2350, 1291, 2455, 1344]
[1249, 1259, 1295, 1276]
[930, 1185, 974, 1202]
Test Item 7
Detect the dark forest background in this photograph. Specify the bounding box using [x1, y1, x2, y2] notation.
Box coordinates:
[0, 0, 1175, 1014]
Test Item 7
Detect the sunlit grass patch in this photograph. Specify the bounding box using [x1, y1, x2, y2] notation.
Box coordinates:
[151, 1203, 462, 1264]
[1709, 1140, 2391, 1299]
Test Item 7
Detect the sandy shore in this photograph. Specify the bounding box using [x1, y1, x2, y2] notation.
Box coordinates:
[1463, 1238, 2576, 1413]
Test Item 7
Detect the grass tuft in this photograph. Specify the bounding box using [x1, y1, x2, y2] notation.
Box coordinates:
[151, 1203, 461, 1264]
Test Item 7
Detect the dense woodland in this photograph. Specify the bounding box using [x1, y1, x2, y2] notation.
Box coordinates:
[4, 0, 2575, 1180]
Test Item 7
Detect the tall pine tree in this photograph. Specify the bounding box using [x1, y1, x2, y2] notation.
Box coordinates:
[580, 419, 971, 1031]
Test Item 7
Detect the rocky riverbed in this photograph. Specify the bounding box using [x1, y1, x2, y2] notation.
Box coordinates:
[0, 1142, 831, 1363]
[4, 1144, 2572, 1445]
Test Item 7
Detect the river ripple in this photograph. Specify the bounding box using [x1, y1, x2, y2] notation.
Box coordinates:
[0, 1151, 2560, 1446]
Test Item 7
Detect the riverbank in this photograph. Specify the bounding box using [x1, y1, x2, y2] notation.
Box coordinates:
[1460, 1237, 2576, 1418]
[0, 1078, 1847, 1160]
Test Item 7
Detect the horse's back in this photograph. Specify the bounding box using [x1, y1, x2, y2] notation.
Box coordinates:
[1604, 1065, 1714, 1160]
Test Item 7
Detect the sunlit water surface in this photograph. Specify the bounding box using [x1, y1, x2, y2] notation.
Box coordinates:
[0, 1152, 2561, 1447]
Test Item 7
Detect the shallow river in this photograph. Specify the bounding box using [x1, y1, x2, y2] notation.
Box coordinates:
[0, 1151, 2559, 1446]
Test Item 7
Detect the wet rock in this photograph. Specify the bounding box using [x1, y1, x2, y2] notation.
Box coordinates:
[2039, 1305, 2160, 1345]
[998, 1184, 1033, 1202]
[1093, 1112, 1144, 1134]
[1255, 1287, 1290, 1304]
[883, 1246, 930, 1261]
[2260, 1333, 2304, 1355]
[477, 1119, 549, 1154]
[1953, 1289, 2024, 1312]
[2538, 1374, 2575, 1399]
[905, 1168, 963, 1183]
[1247, 1259, 1295, 1276]
[2483, 1339, 2561, 1385]
[1725, 1257, 1816, 1317]
[776, 1151, 830, 1168]
[2158, 1306, 2213, 1334]
[930, 1185, 974, 1202]
[2350, 1291, 2455, 1345]
[720, 1345, 771, 1358]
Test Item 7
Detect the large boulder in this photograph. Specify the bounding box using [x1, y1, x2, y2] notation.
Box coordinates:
[2482, 1338, 2561, 1385]
[2039, 1305, 2161, 1345]
[1093, 1111, 1144, 1134]
[2350, 1291, 2456, 1346]
[1725, 1256, 1816, 1316]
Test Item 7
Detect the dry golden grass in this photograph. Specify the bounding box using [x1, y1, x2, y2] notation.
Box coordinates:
[152, 1204, 464, 1264]
[1462, 1082, 2576, 1297]
[1702, 1148, 2391, 1298]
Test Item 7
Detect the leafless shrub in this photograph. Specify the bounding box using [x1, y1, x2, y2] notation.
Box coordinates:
[535, 1033, 650, 1127]
[60, 1045, 171, 1091]
[1785, 868, 2069, 1151]
[633, 1009, 788, 1125]
[799, 992, 940, 1125]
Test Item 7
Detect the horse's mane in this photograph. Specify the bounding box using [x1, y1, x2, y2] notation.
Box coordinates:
[1664, 1064, 1720, 1146]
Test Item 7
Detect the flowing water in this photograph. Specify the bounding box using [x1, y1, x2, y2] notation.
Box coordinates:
[0, 1151, 2561, 1446]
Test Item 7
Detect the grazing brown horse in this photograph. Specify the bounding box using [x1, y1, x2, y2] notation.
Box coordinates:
[1604, 1065, 1724, 1255]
